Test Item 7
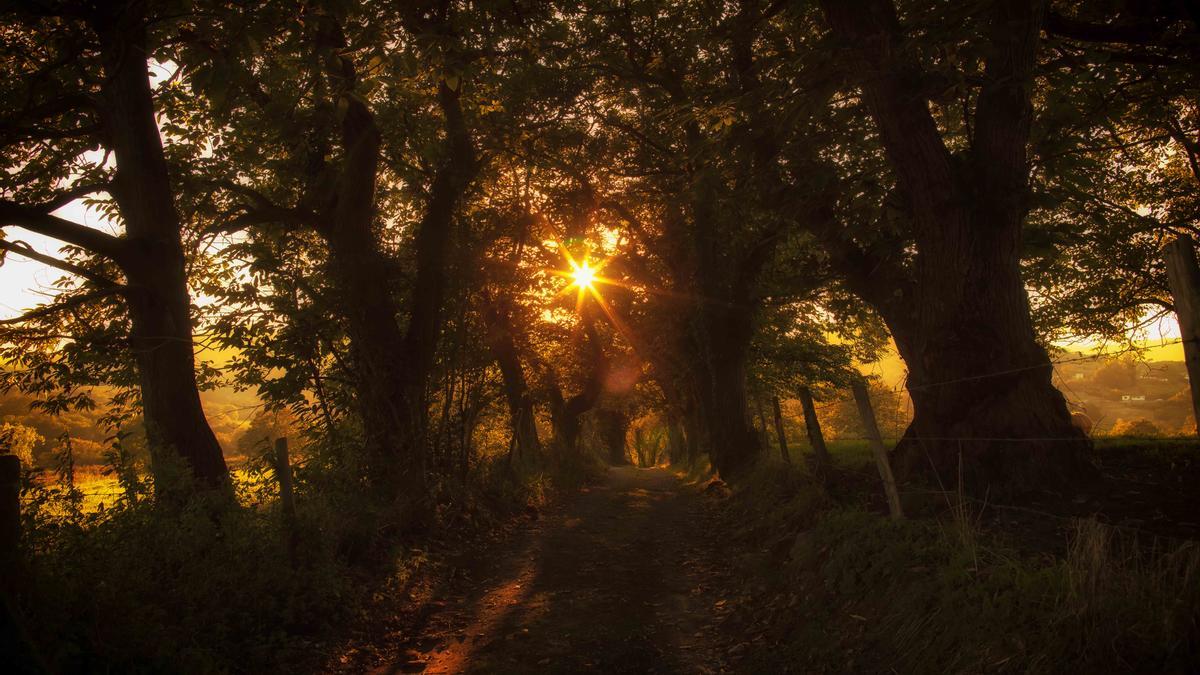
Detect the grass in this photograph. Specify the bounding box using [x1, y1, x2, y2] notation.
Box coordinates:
[8, 442, 600, 673]
[718, 440, 1200, 673]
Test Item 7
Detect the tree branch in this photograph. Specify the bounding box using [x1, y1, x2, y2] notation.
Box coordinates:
[0, 287, 125, 326]
[819, 0, 957, 225]
[1045, 10, 1170, 46]
[0, 238, 123, 287]
[0, 199, 126, 261]
[41, 182, 111, 212]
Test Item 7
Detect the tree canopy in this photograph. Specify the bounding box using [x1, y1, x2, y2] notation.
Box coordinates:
[2, 0, 1197, 501]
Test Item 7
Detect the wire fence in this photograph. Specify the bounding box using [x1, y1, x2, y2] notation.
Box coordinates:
[898, 487, 1200, 545]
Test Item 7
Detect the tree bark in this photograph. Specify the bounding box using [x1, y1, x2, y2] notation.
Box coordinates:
[483, 300, 541, 464]
[546, 309, 608, 455]
[313, 65, 475, 499]
[822, 0, 1093, 493]
[797, 386, 830, 476]
[94, 8, 228, 491]
[772, 395, 791, 464]
[396, 81, 478, 465]
[314, 91, 418, 494]
[682, 300, 761, 479]
[1162, 236, 1200, 436]
[596, 408, 629, 465]
[665, 412, 687, 465]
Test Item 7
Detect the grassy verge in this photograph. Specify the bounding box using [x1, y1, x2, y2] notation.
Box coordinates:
[716, 445, 1200, 673]
[6, 447, 603, 673]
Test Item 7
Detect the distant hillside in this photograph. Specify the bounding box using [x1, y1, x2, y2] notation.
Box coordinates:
[0, 386, 262, 466]
[1054, 356, 1193, 435]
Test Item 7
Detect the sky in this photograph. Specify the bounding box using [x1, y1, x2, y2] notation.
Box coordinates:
[1, 63, 174, 320]
[1, 185, 1183, 376]
[3, 204, 1183, 376]
[1, 200, 122, 319]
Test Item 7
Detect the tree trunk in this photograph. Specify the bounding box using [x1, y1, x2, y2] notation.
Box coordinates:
[315, 75, 475, 500]
[483, 302, 541, 464]
[395, 81, 476, 471]
[666, 413, 687, 465]
[888, 275, 1091, 490]
[1163, 236, 1200, 436]
[548, 308, 608, 455]
[315, 93, 420, 496]
[596, 408, 629, 465]
[772, 395, 791, 464]
[681, 408, 703, 466]
[754, 397, 768, 439]
[95, 9, 228, 491]
[685, 305, 761, 479]
[797, 386, 830, 476]
[822, 0, 1093, 493]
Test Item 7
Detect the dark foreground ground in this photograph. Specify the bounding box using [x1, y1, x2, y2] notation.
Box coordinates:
[333, 466, 737, 674]
[327, 442, 1200, 674]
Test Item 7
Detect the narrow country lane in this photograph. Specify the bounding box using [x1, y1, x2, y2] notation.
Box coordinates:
[367, 467, 735, 674]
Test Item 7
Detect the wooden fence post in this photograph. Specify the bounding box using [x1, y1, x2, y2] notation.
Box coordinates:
[0, 454, 21, 586]
[797, 386, 831, 477]
[1163, 235, 1200, 436]
[274, 438, 295, 523]
[273, 438, 298, 564]
[772, 395, 791, 464]
[851, 380, 904, 520]
[754, 397, 770, 447]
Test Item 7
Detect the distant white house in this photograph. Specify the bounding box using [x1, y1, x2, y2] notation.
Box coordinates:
[1121, 394, 1146, 401]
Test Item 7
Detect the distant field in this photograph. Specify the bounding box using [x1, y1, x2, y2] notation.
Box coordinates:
[30, 464, 265, 513]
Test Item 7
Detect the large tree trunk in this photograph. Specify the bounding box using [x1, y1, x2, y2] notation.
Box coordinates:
[315, 93, 421, 496]
[596, 408, 629, 466]
[395, 81, 477, 472]
[665, 412, 687, 465]
[822, 0, 1092, 493]
[315, 75, 475, 500]
[95, 9, 228, 491]
[685, 305, 761, 480]
[888, 267, 1090, 490]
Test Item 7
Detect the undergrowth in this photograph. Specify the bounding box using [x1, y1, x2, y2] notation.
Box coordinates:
[5, 440, 599, 673]
[723, 457, 1200, 673]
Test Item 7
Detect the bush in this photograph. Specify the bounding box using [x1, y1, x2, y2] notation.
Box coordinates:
[1109, 418, 1162, 438]
[14, 471, 362, 672]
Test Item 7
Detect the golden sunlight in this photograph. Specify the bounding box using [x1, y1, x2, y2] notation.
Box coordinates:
[570, 260, 597, 289]
[552, 243, 611, 306]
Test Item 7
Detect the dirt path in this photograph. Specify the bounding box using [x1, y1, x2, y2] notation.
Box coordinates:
[361, 466, 733, 674]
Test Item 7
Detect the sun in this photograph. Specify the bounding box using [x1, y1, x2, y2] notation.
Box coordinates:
[550, 244, 613, 311]
[570, 260, 597, 289]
